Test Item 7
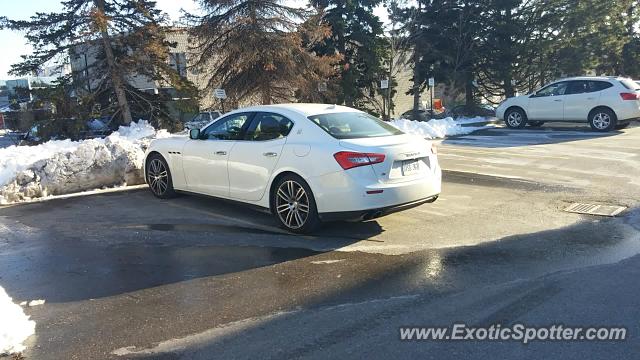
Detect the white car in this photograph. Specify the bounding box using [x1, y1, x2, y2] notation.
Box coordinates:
[496, 77, 640, 131]
[144, 104, 442, 233]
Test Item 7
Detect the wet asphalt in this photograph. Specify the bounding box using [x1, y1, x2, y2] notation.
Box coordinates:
[2, 123, 640, 359]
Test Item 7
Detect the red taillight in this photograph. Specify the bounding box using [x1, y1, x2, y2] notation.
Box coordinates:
[620, 92, 640, 100]
[333, 151, 386, 170]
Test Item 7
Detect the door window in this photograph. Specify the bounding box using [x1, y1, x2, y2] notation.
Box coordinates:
[201, 113, 253, 140]
[535, 82, 569, 97]
[244, 113, 294, 141]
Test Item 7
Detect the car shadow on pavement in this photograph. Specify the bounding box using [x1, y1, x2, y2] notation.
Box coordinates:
[444, 123, 626, 148]
[0, 190, 382, 303]
[121, 208, 640, 360]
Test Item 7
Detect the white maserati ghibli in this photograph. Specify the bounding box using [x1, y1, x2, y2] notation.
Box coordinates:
[144, 104, 441, 233]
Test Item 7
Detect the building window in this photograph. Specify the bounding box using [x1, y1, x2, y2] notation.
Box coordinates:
[169, 53, 187, 78]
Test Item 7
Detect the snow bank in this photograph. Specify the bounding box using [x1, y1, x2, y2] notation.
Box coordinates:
[0, 286, 35, 355]
[0, 121, 170, 204]
[390, 117, 494, 139]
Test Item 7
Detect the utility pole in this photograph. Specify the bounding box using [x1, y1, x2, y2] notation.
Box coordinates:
[411, 1, 422, 120]
[387, 37, 394, 121]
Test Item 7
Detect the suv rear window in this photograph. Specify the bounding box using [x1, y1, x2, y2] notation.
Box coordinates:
[619, 79, 640, 90]
[308, 112, 404, 139]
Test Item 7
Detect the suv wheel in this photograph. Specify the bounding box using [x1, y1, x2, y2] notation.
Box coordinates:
[589, 108, 617, 132]
[505, 108, 527, 129]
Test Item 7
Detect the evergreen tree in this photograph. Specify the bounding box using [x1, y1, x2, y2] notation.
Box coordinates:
[553, 0, 638, 77]
[311, 0, 387, 109]
[473, 0, 563, 99]
[392, 0, 485, 109]
[187, 0, 339, 105]
[1, 0, 195, 125]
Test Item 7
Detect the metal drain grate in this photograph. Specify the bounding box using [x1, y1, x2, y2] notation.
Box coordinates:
[564, 203, 626, 217]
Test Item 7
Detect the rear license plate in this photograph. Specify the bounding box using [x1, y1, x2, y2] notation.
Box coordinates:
[402, 159, 420, 176]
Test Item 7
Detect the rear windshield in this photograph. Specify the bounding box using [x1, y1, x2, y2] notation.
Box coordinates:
[619, 79, 640, 91]
[308, 112, 404, 139]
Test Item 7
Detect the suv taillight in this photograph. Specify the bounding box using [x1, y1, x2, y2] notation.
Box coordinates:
[334, 151, 385, 170]
[620, 92, 640, 100]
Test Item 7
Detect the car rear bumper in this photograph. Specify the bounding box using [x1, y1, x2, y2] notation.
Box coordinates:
[319, 194, 440, 221]
[310, 160, 442, 216]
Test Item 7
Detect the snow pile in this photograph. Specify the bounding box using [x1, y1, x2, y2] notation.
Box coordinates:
[0, 286, 35, 355]
[0, 139, 80, 186]
[390, 117, 494, 139]
[0, 121, 170, 204]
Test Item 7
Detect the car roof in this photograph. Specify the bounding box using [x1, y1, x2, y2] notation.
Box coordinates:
[552, 76, 626, 82]
[235, 103, 361, 117]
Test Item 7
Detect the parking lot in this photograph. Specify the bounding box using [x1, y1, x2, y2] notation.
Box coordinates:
[2, 122, 640, 359]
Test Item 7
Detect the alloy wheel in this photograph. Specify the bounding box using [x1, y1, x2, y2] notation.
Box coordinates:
[275, 180, 310, 230]
[148, 158, 168, 196]
[507, 111, 523, 127]
[592, 113, 611, 130]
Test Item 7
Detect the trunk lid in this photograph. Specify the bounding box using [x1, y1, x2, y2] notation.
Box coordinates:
[339, 134, 434, 183]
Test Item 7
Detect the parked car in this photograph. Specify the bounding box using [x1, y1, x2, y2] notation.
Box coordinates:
[145, 104, 441, 233]
[496, 76, 640, 131]
[447, 104, 496, 118]
[184, 110, 222, 130]
[400, 109, 449, 121]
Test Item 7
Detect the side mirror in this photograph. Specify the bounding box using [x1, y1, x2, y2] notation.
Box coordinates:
[189, 128, 201, 140]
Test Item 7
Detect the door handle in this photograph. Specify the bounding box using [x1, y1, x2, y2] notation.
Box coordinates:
[263, 152, 278, 157]
[214, 151, 227, 156]
[587, 97, 595, 100]
[553, 99, 562, 102]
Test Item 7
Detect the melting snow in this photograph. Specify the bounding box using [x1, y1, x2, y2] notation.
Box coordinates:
[0, 286, 35, 355]
[0, 121, 171, 204]
[390, 117, 495, 139]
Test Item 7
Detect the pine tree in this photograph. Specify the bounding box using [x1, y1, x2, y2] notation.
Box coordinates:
[187, 0, 339, 105]
[473, 0, 564, 99]
[311, 0, 387, 109]
[552, 0, 638, 77]
[1, 0, 195, 125]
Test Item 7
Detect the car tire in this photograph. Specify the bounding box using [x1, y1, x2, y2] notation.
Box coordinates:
[589, 108, 617, 132]
[272, 174, 320, 234]
[146, 154, 177, 199]
[504, 108, 527, 129]
[528, 121, 544, 128]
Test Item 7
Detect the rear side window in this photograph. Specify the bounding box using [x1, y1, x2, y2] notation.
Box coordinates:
[587, 81, 613, 92]
[308, 112, 404, 139]
[566, 81, 589, 95]
[619, 79, 640, 90]
[245, 112, 294, 141]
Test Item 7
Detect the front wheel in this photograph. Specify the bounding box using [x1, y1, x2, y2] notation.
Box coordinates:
[589, 108, 617, 132]
[504, 108, 527, 129]
[272, 174, 320, 234]
[146, 154, 177, 199]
